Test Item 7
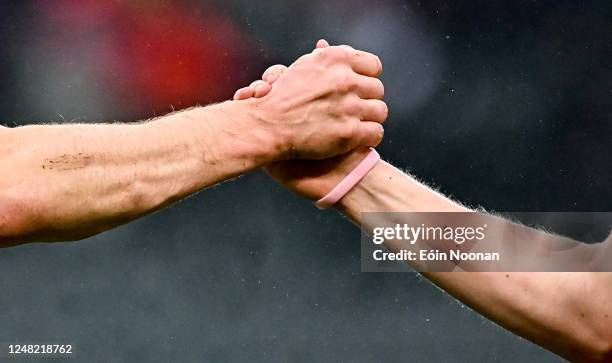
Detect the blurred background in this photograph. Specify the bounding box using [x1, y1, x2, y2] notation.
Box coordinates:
[0, 0, 610, 361]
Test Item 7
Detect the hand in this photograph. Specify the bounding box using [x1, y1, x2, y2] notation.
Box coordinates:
[235, 40, 384, 201]
[235, 41, 386, 161]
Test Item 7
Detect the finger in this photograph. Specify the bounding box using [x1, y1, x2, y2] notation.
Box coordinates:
[249, 80, 272, 98]
[354, 75, 384, 99]
[316, 39, 330, 48]
[254, 83, 272, 98]
[311, 38, 331, 56]
[233, 87, 254, 100]
[262, 64, 287, 84]
[355, 121, 384, 148]
[348, 50, 383, 77]
[359, 100, 388, 123]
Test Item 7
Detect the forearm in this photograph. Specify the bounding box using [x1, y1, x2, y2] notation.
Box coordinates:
[337, 160, 467, 217]
[0, 100, 276, 244]
[336, 160, 612, 362]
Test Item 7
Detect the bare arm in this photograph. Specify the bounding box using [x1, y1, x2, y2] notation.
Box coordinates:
[234, 54, 612, 361]
[0, 102, 276, 244]
[0, 45, 386, 246]
[336, 160, 612, 362]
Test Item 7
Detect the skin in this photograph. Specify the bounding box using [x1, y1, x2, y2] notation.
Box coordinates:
[0, 43, 387, 245]
[235, 40, 612, 362]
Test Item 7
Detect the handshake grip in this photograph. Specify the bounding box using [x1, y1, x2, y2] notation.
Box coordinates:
[239, 43, 388, 162]
[234, 41, 387, 205]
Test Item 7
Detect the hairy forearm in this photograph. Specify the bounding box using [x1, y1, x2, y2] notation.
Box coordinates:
[0, 100, 276, 244]
[336, 160, 612, 362]
[337, 161, 466, 216]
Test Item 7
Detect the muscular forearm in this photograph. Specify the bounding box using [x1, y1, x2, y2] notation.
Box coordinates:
[336, 160, 612, 362]
[0, 100, 276, 245]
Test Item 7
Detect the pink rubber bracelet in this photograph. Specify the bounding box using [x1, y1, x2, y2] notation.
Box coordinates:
[315, 148, 380, 209]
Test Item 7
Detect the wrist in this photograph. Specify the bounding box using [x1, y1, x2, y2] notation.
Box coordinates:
[232, 98, 293, 163]
[335, 160, 469, 215]
[298, 148, 374, 201]
[335, 160, 385, 214]
[195, 100, 285, 167]
[315, 148, 380, 209]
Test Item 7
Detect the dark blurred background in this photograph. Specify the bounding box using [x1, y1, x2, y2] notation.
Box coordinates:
[0, 0, 610, 362]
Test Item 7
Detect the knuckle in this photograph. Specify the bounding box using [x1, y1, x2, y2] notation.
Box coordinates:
[318, 47, 333, 60]
[346, 96, 361, 113]
[326, 47, 347, 62]
[341, 120, 357, 139]
[334, 72, 354, 93]
[339, 97, 359, 116]
[336, 122, 358, 149]
[295, 53, 313, 65]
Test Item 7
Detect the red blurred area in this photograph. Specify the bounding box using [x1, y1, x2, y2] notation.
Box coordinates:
[40, 0, 255, 116]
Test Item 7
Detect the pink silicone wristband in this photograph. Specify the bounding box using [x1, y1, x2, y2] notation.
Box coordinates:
[315, 148, 380, 209]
